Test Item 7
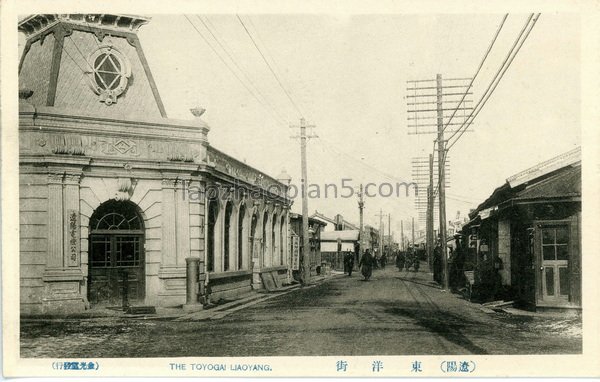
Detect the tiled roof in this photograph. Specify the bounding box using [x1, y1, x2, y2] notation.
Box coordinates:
[513, 164, 581, 201]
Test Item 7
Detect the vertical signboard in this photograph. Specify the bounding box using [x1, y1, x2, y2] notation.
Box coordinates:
[291, 234, 300, 270]
[67, 210, 79, 266]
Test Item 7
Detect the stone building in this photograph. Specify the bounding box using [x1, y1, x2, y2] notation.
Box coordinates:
[18, 14, 292, 314]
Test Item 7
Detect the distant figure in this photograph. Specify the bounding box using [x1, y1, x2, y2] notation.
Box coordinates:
[396, 251, 405, 271]
[343, 251, 355, 277]
[359, 249, 374, 281]
[380, 253, 387, 269]
[433, 243, 443, 284]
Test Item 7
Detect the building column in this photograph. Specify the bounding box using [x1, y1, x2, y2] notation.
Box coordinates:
[160, 178, 178, 266]
[263, 203, 272, 268]
[175, 177, 191, 265]
[158, 177, 185, 305]
[63, 173, 82, 267]
[230, 202, 240, 271]
[273, 206, 281, 266]
[42, 171, 85, 314]
[251, 202, 263, 289]
[241, 198, 252, 271]
[47, 172, 64, 268]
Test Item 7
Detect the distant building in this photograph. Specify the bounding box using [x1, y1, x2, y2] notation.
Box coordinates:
[311, 211, 358, 232]
[320, 230, 360, 270]
[461, 148, 581, 310]
[289, 213, 327, 276]
[18, 14, 292, 314]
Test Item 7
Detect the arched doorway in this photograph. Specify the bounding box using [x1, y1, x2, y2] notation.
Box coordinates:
[238, 204, 246, 269]
[262, 211, 269, 266]
[88, 200, 144, 305]
[250, 212, 258, 260]
[207, 199, 219, 272]
[224, 201, 233, 272]
[280, 215, 285, 265]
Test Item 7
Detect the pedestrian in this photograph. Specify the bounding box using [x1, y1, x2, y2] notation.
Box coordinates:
[396, 251, 405, 271]
[343, 251, 354, 277]
[380, 252, 387, 269]
[359, 249, 374, 281]
[433, 243, 443, 284]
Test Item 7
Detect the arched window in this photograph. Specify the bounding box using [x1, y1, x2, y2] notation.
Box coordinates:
[238, 204, 245, 269]
[207, 199, 219, 272]
[224, 202, 233, 272]
[280, 215, 285, 265]
[250, 213, 258, 259]
[272, 214, 277, 262]
[262, 211, 269, 262]
[90, 200, 142, 232]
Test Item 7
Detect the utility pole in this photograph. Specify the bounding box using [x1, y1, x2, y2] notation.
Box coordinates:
[358, 184, 365, 262]
[411, 217, 415, 248]
[375, 209, 385, 258]
[401, 220, 404, 251]
[388, 214, 391, 254]
[290, 117, 316, 285]
[436, 74, 449, 291]
[406, 74, 473, 291]
[427, 153, 434, 270]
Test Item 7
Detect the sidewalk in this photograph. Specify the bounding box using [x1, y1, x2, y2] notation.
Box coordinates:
[20, 272, 343, 322]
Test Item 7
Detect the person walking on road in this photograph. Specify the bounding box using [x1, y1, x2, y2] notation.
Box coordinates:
[396, 251, 405, 271]
[359, 249, 374, 281]
[433, 243, 443, 284]
[343, 251, 355, 277]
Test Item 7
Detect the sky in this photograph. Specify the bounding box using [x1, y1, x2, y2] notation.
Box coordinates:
[18, 12, 582, 240]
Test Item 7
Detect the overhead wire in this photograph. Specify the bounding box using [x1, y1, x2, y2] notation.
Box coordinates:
[198, 16, 290, 125]
[445, 13, 535, 146]
[236, 14, 305, 118]
[183, 15, 287, 126]
[446, 14, 540, 152]
[442, 14, 508, 133]
[432, 13, 540, 198]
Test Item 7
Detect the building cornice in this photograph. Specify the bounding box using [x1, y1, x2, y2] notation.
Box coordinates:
[19, 14, 150, 39]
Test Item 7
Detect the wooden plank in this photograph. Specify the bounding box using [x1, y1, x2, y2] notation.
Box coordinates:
[260, 272, 277, 292]
[272, 270, 282, 289]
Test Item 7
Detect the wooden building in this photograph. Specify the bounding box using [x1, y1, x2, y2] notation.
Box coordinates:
[461, 148, 581, 310]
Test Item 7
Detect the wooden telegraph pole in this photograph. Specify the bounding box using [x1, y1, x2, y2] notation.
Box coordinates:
[411, 217, 415, 248]
[388, 214, 391, 255]
[401, 220, 404, 251]
[406, 74, 473, 291]
[436, 74, 449, 290]
[358, 184, 365, 261]
[291, 118, 316, 285]
[375, 209, 386, 258]
[427, 154, 434, 270]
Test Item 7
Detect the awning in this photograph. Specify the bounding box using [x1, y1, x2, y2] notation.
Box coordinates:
[321, 242, 354, 252]
[320, 230, 360, 242]
[478, 206, 497, 220]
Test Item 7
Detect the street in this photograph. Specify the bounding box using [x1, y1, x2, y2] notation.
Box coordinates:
[20, 265, 582, 357]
